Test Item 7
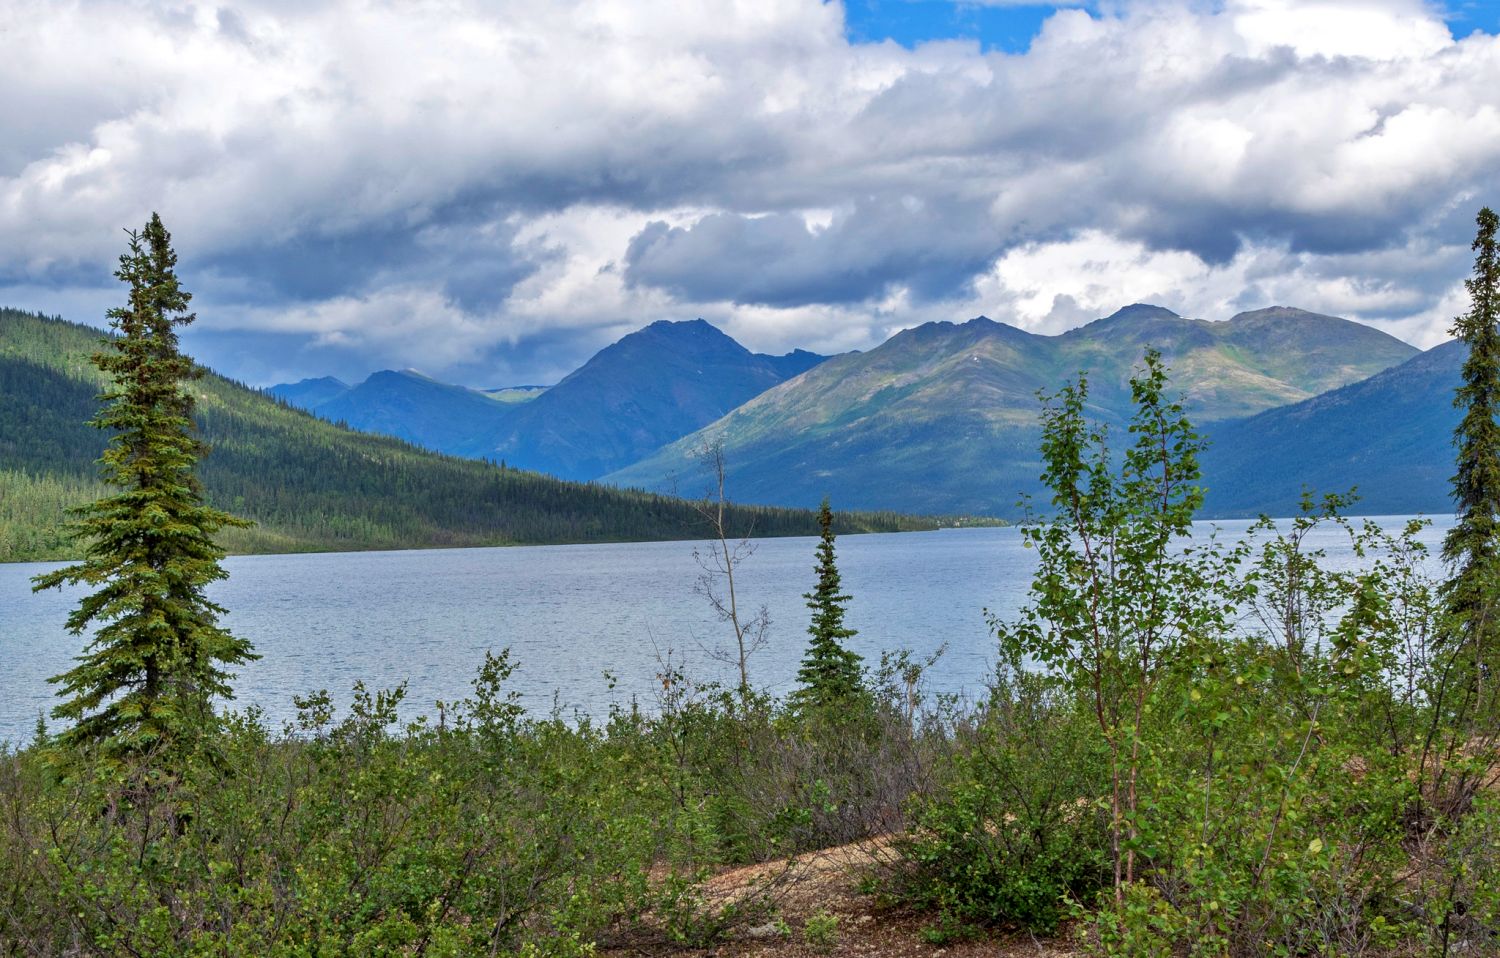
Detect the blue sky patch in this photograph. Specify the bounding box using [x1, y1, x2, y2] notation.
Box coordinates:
[841, 0, 1093, 53]
[845, 1, 1500, 52]
[1444, 0, 1500, 38]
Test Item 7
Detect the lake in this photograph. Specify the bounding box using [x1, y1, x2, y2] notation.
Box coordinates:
[0, 517, 1454, 743]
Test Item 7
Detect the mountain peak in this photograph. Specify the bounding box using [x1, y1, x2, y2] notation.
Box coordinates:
[1228, 305, 1338, 325]
[1100, 303, 1183, 323]
[642, 317, 725, 338]
[478, 318, 830, 480]
[361, 367, 440, 386]
[267, 375, 353, 412]
[285, 375, 349, 390]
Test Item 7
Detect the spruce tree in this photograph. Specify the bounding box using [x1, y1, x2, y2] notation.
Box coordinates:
[1443, 206, 1500, 663]
[33, 213, 255, 760]
[792, 498, 864, 710]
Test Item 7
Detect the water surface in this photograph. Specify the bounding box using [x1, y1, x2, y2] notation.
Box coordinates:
[0, 518, 1452, 742]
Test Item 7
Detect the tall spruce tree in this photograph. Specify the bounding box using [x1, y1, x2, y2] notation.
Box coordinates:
[1443, 206, 1500, 663]
[792, 498, 864, 710]
[33, 214, 255, 759]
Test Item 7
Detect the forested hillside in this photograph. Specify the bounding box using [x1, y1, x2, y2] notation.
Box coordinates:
[0, 309, 928, 562]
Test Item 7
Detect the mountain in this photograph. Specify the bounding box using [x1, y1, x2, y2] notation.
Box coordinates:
[0, 308, 927, 563]
[605, 305, 1418, 516]
[469, 319, 829, 480]
[1053, 305, 1419, 419]
[1200, 340, 1462, 517]
[268, 319, 826, 479]
[312, 369, 517, 454]
[269, 370, 535, 455]
[268, 376, 349, 409]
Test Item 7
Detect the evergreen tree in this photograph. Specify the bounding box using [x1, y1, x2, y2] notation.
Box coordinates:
[1443, 206, 1500, 663]
[792, 498, 864, 709]
[33, 214, 256, 760]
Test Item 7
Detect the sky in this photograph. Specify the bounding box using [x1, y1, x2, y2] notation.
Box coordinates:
[3, 0, 1500, 388]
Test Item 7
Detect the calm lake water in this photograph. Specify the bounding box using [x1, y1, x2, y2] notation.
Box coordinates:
[0, 517, 1454, 743]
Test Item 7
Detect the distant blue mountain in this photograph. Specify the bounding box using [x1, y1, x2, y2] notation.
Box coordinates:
[268, 376, 350, 410]
[1200, 340, 1462, 517]
[466, 319, 831, 479]
[268, 319, 828, 477]
[312, 369, 519, 454]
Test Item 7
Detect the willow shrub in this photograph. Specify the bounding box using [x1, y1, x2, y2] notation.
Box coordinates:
[896, 664, 1112, 935]
[0, 651, 662, 957]
[0, 641, 956, 956]
[898, 348, 1500, 956]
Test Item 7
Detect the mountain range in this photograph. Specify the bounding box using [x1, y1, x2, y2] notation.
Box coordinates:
[44, 297, 1467, 533]
[272, 319, 827, 480]
[607, 305, 1425, 516]
[0, 308, 925, 563]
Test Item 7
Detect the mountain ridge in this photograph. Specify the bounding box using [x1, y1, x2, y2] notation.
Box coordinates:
[469, 318, 832, 479]
[0, 307, 927, 563]
[1200, 339, 1462, 517]
[605, 304, 1420, 516]
[271, 318, 830, 479]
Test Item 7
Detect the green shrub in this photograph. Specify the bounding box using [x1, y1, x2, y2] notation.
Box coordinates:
[0, 652, 662, 956]
[918, 912, 983, 945]
[1080, 883, 1188, 958]
[1423, 795, 1500, 955]
[894, 669, 1110, 933]
[804, 908, 840, 952]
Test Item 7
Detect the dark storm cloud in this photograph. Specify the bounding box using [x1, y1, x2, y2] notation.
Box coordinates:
[198, 207, 548, 312]
[201, 229, 425, 304]
[624, 196, 1002, 307]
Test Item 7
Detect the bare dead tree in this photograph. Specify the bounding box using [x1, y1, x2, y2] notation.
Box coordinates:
[690, 437, 770, 704]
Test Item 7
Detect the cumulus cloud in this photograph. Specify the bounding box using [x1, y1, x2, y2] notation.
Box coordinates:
[0, 0, 1496, 383]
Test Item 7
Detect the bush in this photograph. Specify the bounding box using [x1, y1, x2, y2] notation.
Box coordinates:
[1422, 795, 1500, 955]
[0, 653, 661, 956]
[1080, 883, 1188, 958]
[894, 668, 1110, 933]
[804, 908, 840, 952]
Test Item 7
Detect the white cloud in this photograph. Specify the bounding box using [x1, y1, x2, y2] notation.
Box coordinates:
[972, 228, 1469, 347]
[0, 0, 1496, 383]
[1227, 0, 1452, 60]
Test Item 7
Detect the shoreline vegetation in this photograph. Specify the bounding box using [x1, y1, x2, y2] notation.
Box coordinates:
[0, 305, 990, 566]
[3, 213, 1500, 957]
[0, 510, 1002, 567]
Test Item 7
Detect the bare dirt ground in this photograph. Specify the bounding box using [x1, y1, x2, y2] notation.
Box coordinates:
[603, 839, 1078, 958]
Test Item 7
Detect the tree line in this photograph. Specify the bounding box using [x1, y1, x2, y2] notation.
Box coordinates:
[0, 306, 933, 563]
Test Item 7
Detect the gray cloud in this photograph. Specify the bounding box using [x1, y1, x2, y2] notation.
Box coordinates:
[624, 194, 1003, 307]
[1, 0, 1497, 383]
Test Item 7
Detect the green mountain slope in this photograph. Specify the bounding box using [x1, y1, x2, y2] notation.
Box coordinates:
[605, 305, 1418, 516]
[1199, 340, 1462, 517]
[0, 308, 927, 563]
